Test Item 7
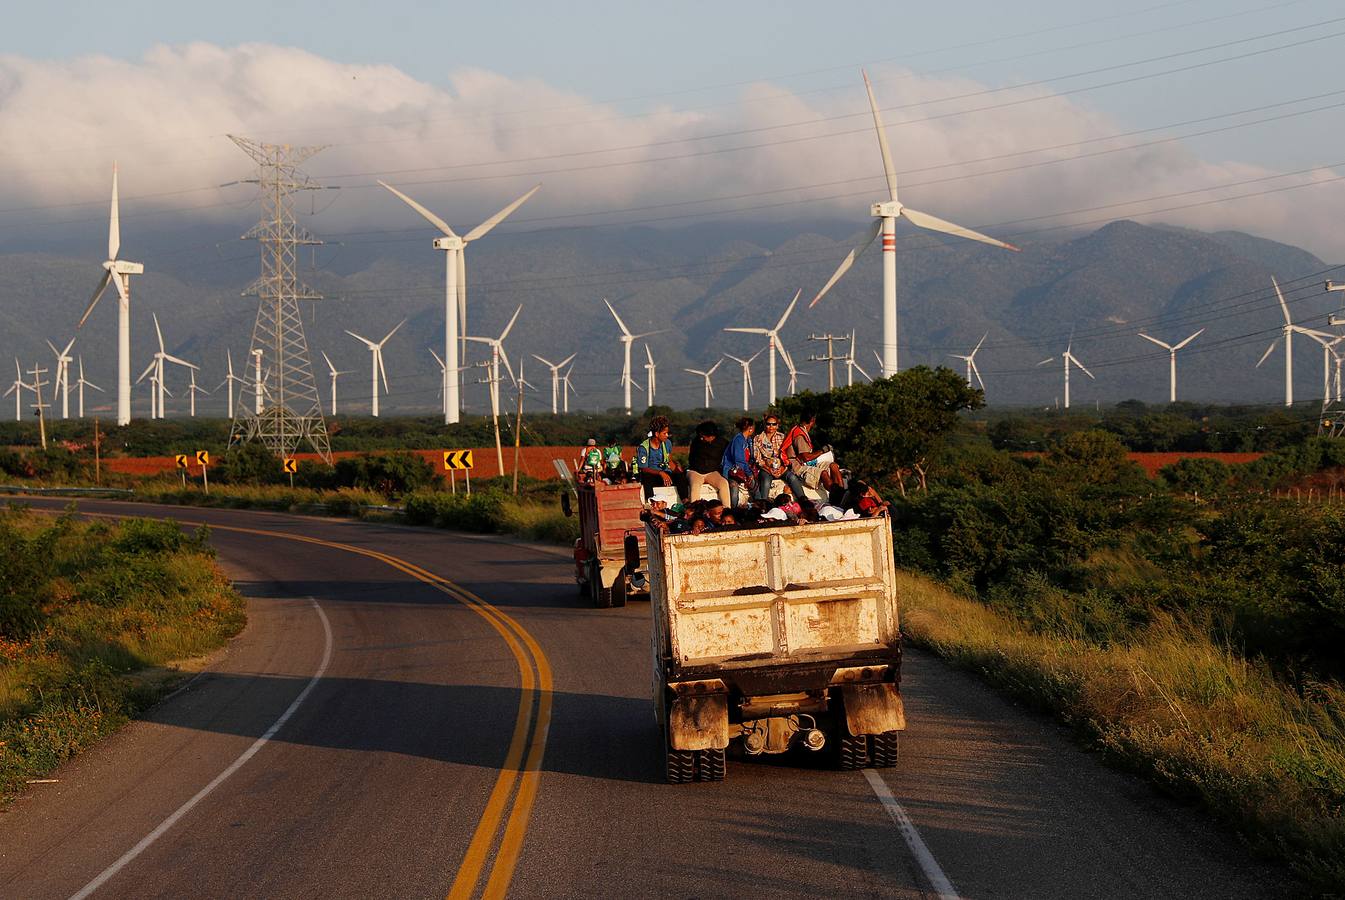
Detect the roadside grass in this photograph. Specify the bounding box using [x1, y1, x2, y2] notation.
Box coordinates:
[0, 508, 245, 800]
[896, 569, 1345, 891]
[133, 484, 387, 516]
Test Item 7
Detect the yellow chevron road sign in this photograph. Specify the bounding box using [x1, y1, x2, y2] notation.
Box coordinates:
[443, 449, 474, 470]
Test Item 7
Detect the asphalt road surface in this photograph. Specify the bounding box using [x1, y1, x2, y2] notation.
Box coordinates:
[0, 500, 1293, 899]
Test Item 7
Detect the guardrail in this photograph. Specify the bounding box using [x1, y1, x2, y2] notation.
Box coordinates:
[0, 485, 134, 497]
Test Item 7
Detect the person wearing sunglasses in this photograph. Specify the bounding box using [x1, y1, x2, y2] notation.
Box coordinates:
[751, 415, 787, 503]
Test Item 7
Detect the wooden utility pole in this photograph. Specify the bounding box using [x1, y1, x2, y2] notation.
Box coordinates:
[28, 363, 49, 450]
[512, 381, 525, 495]
[807, 334, 845, 391]
[93, 417, 102, 485]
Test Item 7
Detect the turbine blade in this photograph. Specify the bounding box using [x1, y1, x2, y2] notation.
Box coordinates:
[498, 305, 522, 342]
[498, 347, 516, 386]
[1256, 339, 1280, 367]
[901, 207, 1019, 251]
[163, 354, 199, 370]
[108, 162, 121, 260]
[379, 318, 407, 347]
[1037, 357, 1055, 367]
[1068, 354, 1095, 379]
[464, 184, 541, 242]
[1137, 333, 1171, 350]
[1273, 276, 1291, 325]
[775, 289, 801, 332]
[1172, 328, 1205, 350]
[321, 350, 337, 375]
[345, 329, 375, 348]
[153, 313, 165, 352]
[378, 180, 457, 237]
[79, 271, 113, 328]
[532, 354, 556, 369]
[723, 327, 769, 335]
[378, 351, 389, 393]
[85, 380, 105, 393]
[135, 359, 157, 383]
[809, 221, 882, 308]
[604, 298, 631, 336]
[971, 359, 986, 391]
[861, 70, 899, 203]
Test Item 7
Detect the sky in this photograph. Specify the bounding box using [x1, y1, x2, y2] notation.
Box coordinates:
[1, 0, 1342, 258]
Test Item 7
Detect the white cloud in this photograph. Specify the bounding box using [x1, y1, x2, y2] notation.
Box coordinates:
[0, 43, 1340, 259]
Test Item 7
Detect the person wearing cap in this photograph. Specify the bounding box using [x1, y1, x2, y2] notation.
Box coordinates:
[687, 420, 731, 506]
[580, 438, 603, 477]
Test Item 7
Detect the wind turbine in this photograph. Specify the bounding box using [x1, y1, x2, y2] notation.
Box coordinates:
[186, 370, 210, 417]
[1037, 337, 1094, 409]
[215, 350, 246, 419]
[808, 71, 1019, 377]
[561, 363, 577, 414]
[345, 320, 404, 417]
[75, 358, 103, 418]
[135, 314, 197, 419]
[949, 333, 988, 393]
[604, 299, 664, 416]
[1256, 277, 1305, 408]
[4, 359, 31, 422]
[465, 305, 522, 421]
[1137, 329, 1204, 403]
[783, 348, 803, 395]
[1295, 328, 1341, 401]
[684, 359, 723, 409]
[77, 162, 143, 426]
[532, 352, 577, 415]
[45, 338, 76, 419]
[378, 180, 540, 424]
[844, 331, 872, 386]
[251, 349, 264, 415]
[724, 349, 763, 412]
[320, 351, 352, 416]
[724, 289, 801, 404]
[643, 344, 658, 408]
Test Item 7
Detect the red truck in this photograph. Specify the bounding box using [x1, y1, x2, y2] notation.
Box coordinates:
[565, 480, 649, 608]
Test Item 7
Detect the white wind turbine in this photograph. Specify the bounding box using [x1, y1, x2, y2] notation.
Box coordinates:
[46, 337, 76, 419]
[808, 71, 1019, 377]
[429, 347, 471, 413]
[320, 351, 352, 416]
[949, 333, 988, 393]
[4, 359, 32, 422]
[562, 363, 578, 414]
[1137, 328, 1204, 403]
[844, 331, 872, 386]
[345, 320, 405, 418]
[1037, 337, 1094, 409]
[75, 358, 103, 418]
[378, 180, 540, 424]
[250, 349, 264, 415]
[1295, 328, 1341, 402]
[684, 359, 723, 409]
[724, 349, 763, 412]
[724, 289, 801, 404]
[465, 305, 522, 421]
[215, 350, 246, 419]
[532, 352, 577, 415]
[604, 299, 664, 416]
[77, 162, 143, 426]
[1256, 277, 1308, 408]
[135, 314, 197, 419]
[186, 370, 209, 417]
[643, 344, 658, 408]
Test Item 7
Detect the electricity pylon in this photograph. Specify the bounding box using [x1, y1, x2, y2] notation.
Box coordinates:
[227, 135, 332, 464]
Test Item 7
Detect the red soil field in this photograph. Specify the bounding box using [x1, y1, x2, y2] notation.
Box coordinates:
[1125, 452, 1263, 477]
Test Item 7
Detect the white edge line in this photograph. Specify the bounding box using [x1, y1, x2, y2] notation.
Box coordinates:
[862, 768, 960, 900]
[70, 597, 334, 900]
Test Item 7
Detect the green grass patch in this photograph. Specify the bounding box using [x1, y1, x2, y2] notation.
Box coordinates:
[896, 569, 1345, 892]
[0, 507, 245, 799]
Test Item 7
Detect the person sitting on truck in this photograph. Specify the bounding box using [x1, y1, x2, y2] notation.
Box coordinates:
[601, 442, 628, 482]
[686, 421, 731, 506]
[848, 479, 891, 517]
[635, 415, 687, 499]
[720, 416, 756, 508]
[782, 412, 844, 507]
[579, 438, 603, 479]
[751, 414, 787, 503]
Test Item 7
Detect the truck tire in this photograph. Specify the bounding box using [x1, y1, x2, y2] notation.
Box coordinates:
[611, 571, 628, 608]
[836, 734, 869, 770]
[869, 731, 900, 768]
[665, 749, 696, 783]
[695, 748, 726, 782]
[590, 561, 614, 608]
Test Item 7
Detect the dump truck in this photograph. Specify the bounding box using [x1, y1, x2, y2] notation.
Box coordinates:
[649, 515, 904, 782]
[566, 480, 649, 608]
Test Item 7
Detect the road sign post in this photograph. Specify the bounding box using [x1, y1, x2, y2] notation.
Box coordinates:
[196, 450, 210, 494]
[175, 453, 188, 488]
[443, 449, 474, 496]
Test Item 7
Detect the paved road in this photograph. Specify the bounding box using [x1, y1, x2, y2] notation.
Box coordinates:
[0, 500, 1292, 899]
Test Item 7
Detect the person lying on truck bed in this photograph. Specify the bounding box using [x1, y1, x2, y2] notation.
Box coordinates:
[635, 415, 688, 499]
[686, 420, 731, 506]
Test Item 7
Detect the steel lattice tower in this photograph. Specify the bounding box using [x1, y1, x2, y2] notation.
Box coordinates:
[227, 135, 332, 464]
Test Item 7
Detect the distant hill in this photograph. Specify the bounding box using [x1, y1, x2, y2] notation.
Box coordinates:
[0, 218, 1338, 417]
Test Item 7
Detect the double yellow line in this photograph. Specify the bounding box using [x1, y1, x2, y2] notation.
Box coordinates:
[57, 508, 552, 900]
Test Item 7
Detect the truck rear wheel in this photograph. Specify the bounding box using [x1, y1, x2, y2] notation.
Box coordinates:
[665, 749, 696, 783]
[869, 731, 900, 768]
[611, 571, 628, 608]
[836, 734, 869, 770]
[589, 561, 614, 608]
[696, 748, 726, 782]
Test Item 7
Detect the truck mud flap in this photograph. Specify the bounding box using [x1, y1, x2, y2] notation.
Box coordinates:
[668, 694, 729, 751]
[842, 683, 906, 735]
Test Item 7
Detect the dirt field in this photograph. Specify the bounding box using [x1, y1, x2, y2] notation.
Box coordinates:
[1125, 452, 1264, 477]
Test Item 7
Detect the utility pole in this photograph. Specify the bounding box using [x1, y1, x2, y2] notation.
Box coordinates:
[28, 363, 49, 450]
[512, 364, 526, 495]
[227, 135, 333, 464]
[807, 333, 846, 391]
[93, 417, 101, 485]
[1328, 281, 1345, 326]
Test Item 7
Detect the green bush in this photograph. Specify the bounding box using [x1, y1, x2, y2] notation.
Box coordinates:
[1158, 457, 1231, 497]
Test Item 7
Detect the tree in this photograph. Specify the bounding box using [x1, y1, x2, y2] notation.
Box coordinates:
[779, 366, 983, 493]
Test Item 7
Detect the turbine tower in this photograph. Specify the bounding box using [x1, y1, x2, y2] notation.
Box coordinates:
[186, 370, 210, 417]
[379, 180, 539, 423]
[75, 358, 103, 418]
[345, 320, 405, 417]
[643, 344, 658, 408]
[135, 314, 197, 420]
[845, 331, 872, 386]
[77, 162, 142, 426]
[228, 135, 332, 463]
[1037, 337, 1093, 409]
[724, 349, 762, 412]
[465, 305, 522, 420]
[948, 333, 988, 392]
[561, 363, 577, 414]
[604, 299, 663, 416]
[215, 350, 246, 419]
[321, 351, 352, 416]
[808, 70, 1019, 376]
[724, 290, 801, 404]
[684, 359, 723, 409]
[4, 359, 31, 422]
[46, 337, 76, 419]
[1137, 328, 1204, 403]
[532, 352, 577, 415]
[1256, 277, 1306, 408]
